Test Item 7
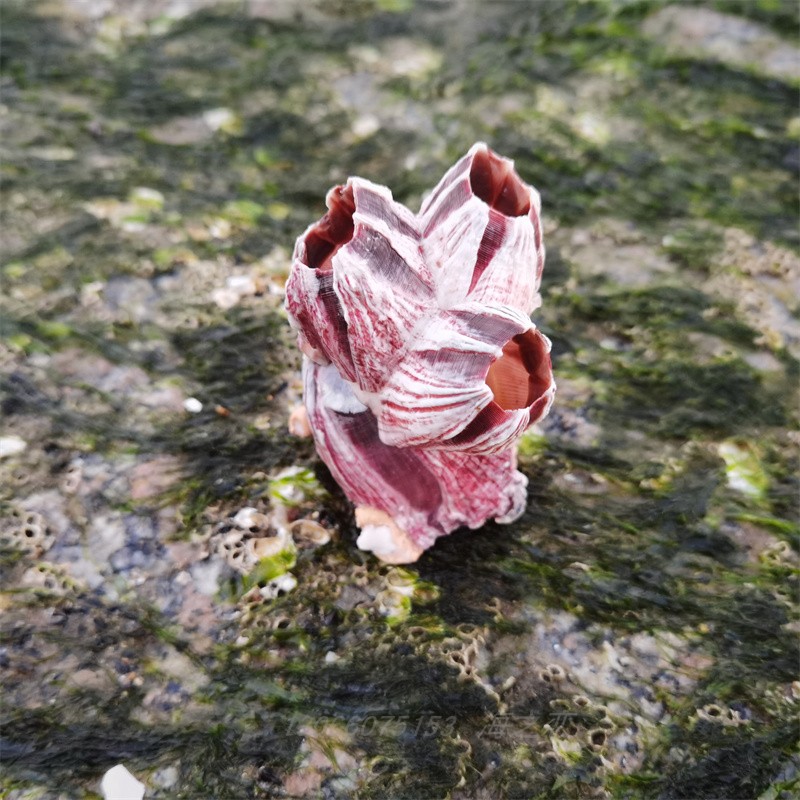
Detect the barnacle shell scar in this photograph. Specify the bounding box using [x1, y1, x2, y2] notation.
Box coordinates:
[285, 143, 555, 563]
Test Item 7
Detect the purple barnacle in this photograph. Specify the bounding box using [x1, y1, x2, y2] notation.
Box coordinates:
[285, 143, 555, 563]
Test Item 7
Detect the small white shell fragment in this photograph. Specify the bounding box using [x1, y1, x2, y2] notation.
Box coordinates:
[232, 507, 270, 530]
[100, 764, 145, 800]
[208, 217, 232, 239]
[355, 524, 395, 557]
[211, 287, 241, 310]
[272, 573, 298, 594]
[227, 275, 257, 295]
[183, 397, 203, 413]
[0, 436, 27, 459]
[257, 572, 298, 600]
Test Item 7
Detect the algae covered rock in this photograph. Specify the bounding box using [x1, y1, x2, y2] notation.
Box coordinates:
[1, 0, 797, 798]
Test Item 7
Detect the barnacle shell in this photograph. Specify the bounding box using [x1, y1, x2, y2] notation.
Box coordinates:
[285, 143, 555, 563]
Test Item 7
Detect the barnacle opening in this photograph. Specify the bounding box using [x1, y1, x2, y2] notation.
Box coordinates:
[485, 330, 551, 410]
[304, 184, 355, 270]
[470, 148, 530, 217]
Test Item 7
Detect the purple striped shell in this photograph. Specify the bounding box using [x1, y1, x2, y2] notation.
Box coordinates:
[285, 143, 555, 563]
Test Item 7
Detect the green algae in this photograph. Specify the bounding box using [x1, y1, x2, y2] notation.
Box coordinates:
[718, 439, 770, 501]
[244, 549, 297, 588]
[266, 467, 326, 508]
[452, 1, 799, 246]
[604, 357, 783, 437]
[659, 224, 724, 272]
[709, 0, 800, 34]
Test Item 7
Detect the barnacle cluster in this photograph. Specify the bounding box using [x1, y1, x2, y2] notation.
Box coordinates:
[20, 561, 82, 597]
[286, 143, 555, 562]
[0, 506, 55, 555]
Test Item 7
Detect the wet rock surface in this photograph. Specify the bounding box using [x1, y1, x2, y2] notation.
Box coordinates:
[1, 1, 798, 798]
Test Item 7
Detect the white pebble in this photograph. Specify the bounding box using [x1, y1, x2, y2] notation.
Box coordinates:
[273, 573, 297, 594]
[226, 275, 256, 294]
[100, 764, 145, 800]
[203, 107, 235, 131]
[130, 186, 164, 206]
[352, 114, 380, 138]
[183, 397, 203, 413]
[211, 287, 241, 310]
[0, 436, 27, 459]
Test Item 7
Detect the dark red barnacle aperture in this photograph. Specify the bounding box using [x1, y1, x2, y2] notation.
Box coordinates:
[292, 183, 358, 381]
[467, 147, 537, 294]
[447, 327, 553, 449]
[485, 329, 552, 412]
[469, 147, 531, 218]
[303, 184, 356, 271]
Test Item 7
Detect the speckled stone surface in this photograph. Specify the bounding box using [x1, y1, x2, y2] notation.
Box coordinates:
[1, 1, 798, 798]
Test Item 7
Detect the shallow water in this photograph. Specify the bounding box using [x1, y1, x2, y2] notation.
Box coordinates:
[1, 1, 798, 798]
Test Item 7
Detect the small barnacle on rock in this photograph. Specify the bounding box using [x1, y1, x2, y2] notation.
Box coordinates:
[415, 585, 442, 607]
[406, 625, 429, 642]
[288, 518, 331, 547]
[540, 663, 566, 683]
[438, 636, 466, 655]
[349, 564, 369, 588]
[212, 501, 299, 586]
[285, 143, 555, 562]
[374, 588, 411, 622]
[596, 715, 616, 731]
[696, 703, 725, 723]
[721, 707, 748, 727]
[760, 540, 793, 566]
[383, 567, 417, 595]
[248, 533, 290, 561]
[21, 562, 80, 595]
[60, 460, 83, 494]
[455, 622, 485, 642]
[692, 703, 749, 728]
[573, 694, 591, 708]
[1, 508, 55, 555]
[587, 728, 607, 751]
[269, 614, 293, 632]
